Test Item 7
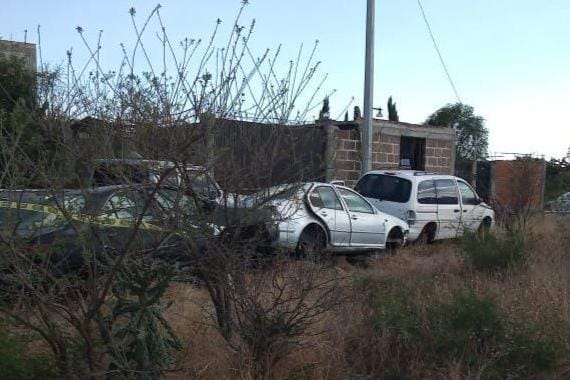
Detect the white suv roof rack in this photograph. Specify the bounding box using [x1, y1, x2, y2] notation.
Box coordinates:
[412, 171, 438, 176]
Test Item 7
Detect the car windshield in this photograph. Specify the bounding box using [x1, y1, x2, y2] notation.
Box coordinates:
[185, 172, 219, 198]
[355, 174, 412, 203]
[0, 193, 86, 238]
[244, 184, 309, 206]
[93, 164, 150, 185]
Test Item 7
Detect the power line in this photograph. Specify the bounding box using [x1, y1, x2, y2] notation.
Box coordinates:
[417, 0, 462, 103]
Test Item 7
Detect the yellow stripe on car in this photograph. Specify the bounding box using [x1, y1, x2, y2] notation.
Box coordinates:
[0, 201, 164, 231]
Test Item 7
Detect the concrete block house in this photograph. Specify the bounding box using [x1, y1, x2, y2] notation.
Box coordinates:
[324, 118, 456, 187]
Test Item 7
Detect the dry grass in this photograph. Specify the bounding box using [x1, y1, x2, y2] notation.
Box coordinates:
[162, 215, 569, 379]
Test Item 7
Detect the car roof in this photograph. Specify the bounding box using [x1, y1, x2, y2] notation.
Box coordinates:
[361, 170, 455, 180]
[94, 158, 208, 172]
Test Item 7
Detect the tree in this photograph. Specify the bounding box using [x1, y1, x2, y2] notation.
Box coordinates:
[426, 103, 488, 162]
[545, 157, 570, 202]
[353, 105, 362, 120]
[0, 56, 36, 113]
[387, 96, 399, 122]
[319, 96, 330, 120]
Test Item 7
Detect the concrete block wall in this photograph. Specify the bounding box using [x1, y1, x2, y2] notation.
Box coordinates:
[334, 128, 362, 184]
[332, 129, 413, 187]
[425, 138, 454, 173]
[372, 133, 400, 170]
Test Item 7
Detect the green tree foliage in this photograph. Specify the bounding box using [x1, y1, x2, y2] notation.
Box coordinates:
[318, 96, 330, 120]
[0, 56, 67, 187]
[426, 103, 488, 161]
[97, 260, 181, 378]
[545, 157, 570, 201]
[0, 56, 35, 113]
[353, 105, 361, 120]
[387, 96, 399, 122]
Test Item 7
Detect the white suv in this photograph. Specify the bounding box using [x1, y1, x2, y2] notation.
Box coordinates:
[354, 170, 495, 243]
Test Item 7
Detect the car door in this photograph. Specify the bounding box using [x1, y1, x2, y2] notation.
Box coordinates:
[97, 191, 156, 253]
[151, 188, 199, 261]
[457, 180, 485, 233]
[307, 185, 350, 246]
[336, 187, 385, 247]
[434, 178, 461, 239]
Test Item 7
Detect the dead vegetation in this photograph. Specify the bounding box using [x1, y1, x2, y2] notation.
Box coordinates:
[163, 215, 569, 379]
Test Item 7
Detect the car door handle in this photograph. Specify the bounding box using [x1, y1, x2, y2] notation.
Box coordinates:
[463, 209, 467, 212]
[320, 211, 328, 217]
[454, 209, 460, 213]
[351, 215, 359, 220]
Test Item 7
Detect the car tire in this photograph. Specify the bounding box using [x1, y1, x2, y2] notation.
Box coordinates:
[386, 228, 404, 254]
[416, 224, 436, 245]
[478, 218, 492, 238]
[295, 226, 326, 260]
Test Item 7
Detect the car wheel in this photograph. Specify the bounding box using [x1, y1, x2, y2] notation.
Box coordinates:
[478, 218, 492, 238]
[295, 227, 326, 260]
[416, 224, 436, 245]
[386, 228, 404, 254]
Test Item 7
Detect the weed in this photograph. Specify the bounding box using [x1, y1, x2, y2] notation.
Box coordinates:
[0, 327, 56, 380]
[430, 288, 503, 359]
[462, 230, 530, 271]
[364, 278, 565, 378]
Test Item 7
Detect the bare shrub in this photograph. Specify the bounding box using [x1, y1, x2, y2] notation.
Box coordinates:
[0, 2, 335, 379]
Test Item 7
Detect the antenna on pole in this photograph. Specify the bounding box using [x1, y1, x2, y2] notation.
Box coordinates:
[362, 0, 375, 174]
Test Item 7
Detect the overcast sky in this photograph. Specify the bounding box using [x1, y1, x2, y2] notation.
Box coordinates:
[1, 0, 569, 159]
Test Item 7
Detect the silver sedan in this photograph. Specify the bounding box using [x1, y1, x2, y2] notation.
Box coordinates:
[243, 182, 410, 255]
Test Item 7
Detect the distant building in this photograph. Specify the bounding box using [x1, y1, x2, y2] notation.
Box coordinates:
[0, 39, 37, 72]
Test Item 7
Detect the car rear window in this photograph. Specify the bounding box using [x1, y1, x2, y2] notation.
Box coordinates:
[355, 174, 412, 203]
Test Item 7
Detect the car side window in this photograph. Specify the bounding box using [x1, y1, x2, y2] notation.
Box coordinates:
[155, 189, 196, 216]
[101, 192, 153, 221]
[310, 186, 343, 210]
[457, 181, 479, 205]
[338, 188, 374, 214]
[435, 179, 459, 205]
[417, 180, 437, 204]
[308, 190, 324, 208]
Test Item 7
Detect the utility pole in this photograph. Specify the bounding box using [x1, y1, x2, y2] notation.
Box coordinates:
[362, 0, 375, 174]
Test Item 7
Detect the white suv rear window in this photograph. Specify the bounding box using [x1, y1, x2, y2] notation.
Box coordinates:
[355, 174, 412, 203]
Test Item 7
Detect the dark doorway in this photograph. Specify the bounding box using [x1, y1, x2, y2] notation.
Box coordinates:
[400, 136, 426, 170]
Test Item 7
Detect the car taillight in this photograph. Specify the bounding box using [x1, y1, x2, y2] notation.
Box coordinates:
[406, 210, 416, 226]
